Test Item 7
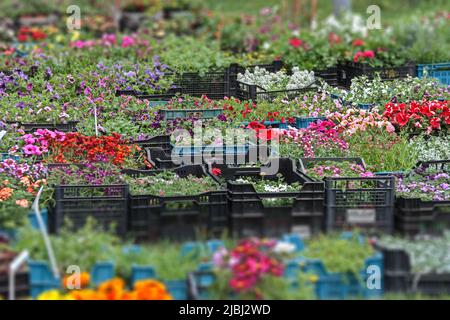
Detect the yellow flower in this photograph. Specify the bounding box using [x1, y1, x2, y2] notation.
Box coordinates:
[37, 290, 64, 300]
[70, 31, 80, 42]
[308, 275, 319, 283]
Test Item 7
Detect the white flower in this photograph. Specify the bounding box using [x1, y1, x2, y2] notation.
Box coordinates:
[274, 241, 296, 254]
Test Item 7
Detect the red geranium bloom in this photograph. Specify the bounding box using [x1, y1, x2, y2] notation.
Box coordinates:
[289, 38, 303, 48]
[395, 113, 409, 127]
[362, 50, 375, 59]
[211, 167, 222, 176]
[18, 34, 28, 42]
[352, 39, 365, 46]
[247, 121, 266, 130]
[430, 117, 441, 129]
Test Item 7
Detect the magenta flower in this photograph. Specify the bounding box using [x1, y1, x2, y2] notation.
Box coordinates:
[23, 144, 38, 155]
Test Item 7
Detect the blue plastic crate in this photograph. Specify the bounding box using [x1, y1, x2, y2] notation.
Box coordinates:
[303, 252, 383, 300]
[356, 103, 374, 110]
[162, 108, 223, 120]
[171, 144, 249, 156]
[131, 265, 157, 285]
[28, 209, 48, 230]
[375, 171, 404, 176]
[149, 101, 168, 107]
[28, 260, 115, 298]
[91, 262, 115, 286]
[165, 279, 188, 300]
[28, 261, 61, 298]
[282, 233, 305, 252]
[0, 153, 21, 161]
[417, 63, 450, 85]
[295, 117, 327, 128]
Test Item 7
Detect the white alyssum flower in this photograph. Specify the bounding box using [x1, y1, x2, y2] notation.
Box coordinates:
[273, 241, 296, 254]
[237, 66, 315, 92]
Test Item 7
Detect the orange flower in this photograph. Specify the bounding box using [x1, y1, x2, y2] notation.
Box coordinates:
[15, 199, 29, 208]
[0, 187, 13, 201]
[68, 289, 102, 300]
[133, 279, 172, 300]
[98, 278, 126, 300]
[20, 176, 31, 187]
[62, 272, 90, 289]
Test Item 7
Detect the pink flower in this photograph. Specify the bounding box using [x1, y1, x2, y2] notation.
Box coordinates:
[386, 122, 395, 133]
[362, 50, 375, 59]
[121, 36, 136, 48]
[23, 145, 38, 155]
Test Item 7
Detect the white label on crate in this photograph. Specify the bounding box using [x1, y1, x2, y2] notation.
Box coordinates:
[292, 225, 311, 239]
[346, 209, 376, 224]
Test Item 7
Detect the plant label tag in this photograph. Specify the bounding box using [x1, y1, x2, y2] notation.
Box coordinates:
[346, 209, 376, 224]
[292, 225, 311, 239]
[0, 130, 6, 142]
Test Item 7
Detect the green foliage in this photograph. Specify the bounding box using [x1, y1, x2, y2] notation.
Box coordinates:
[303, 233, 374, 278]
[347, 130, 418, 172]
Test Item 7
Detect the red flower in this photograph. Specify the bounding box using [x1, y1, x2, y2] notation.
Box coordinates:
[395, 113, 409, 127]
[353, 51, 363, 62]
[211, 168, 222, 176]
[247, 121, 266, 130]
[362, 50, 375, 59]
[18, 34, 28, 42]
[289, 38, 303, 48]
[328, 32, 342, 45]
[352, 39, 365, 46]
[430, 117, 441, 129]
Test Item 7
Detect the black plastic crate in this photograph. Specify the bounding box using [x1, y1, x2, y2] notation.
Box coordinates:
[49, 185, 129, 237]
[324, 176, 395, 233]
[0, 251, 30, 299]
[130, 135, 171, 152]
[145, 144, 263, 170]
[415, 160, 450, 172]
[233, 80, 317, 101]
[134, 71, 231, 101]
[214, 158, 324, 238]
[314, 66, 339, 87]
[376, 245, 450, 296]
[6, 121, 78, 133]
[126, 165, 228, 242]
[395, 160, 450, 236]
[395, 197, 450, 237]
[0, 271, 29, 300]
[338, 62, 416, 88]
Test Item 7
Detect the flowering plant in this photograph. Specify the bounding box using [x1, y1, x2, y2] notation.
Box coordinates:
[233, 175, 301, 206]
[305, 161, 374, 181]
[237, 66, 315, 91]
[15, 130, 139, 166]
[37, 278, 172, 300]
[278, 121, 349, 158]
[0, 94, 81, 123]
[396, 166, 450, 202]
[161, 95, 223, 111]
[383, 100, 449, 135]
[0, 159, 48, 228]
[124, 171, 220, 197]
[329, 107, 395, 136]
[409, 134, 450, 162]
[210, 238, 287, 299]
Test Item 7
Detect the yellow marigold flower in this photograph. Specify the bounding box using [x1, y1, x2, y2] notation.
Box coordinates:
[37, 290, 63, 300]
